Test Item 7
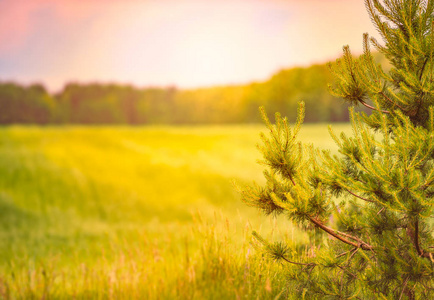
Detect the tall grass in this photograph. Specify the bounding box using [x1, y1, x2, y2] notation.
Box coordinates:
[0, 124, 350, 299]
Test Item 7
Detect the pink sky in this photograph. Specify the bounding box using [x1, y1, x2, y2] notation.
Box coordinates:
[0, 0, 377, 92]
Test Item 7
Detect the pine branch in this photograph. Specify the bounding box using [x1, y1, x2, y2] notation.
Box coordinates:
[408, 219, 434, 259]
[419, 56, 429, 80]
[336, 249, 354, 258]
[379, 90, 406, 111]
[359, 100, 390, 114]
[289, 175, 296, 186]
[308, 217, 373, 250]
[345, 188, 376, 203]
[399, 276, 410, 300]
[348, 247, 360, 261]
[281, 256, 317, 267]
[414, 219, 423, 256]
[337, 265, 358, 279]
[414, 56, 429, 117]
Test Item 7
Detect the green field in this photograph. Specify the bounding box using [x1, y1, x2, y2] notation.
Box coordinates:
[0, 124, 351, 299]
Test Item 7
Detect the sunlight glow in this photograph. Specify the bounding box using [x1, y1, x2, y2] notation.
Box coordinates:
[0, 0, 377, 91]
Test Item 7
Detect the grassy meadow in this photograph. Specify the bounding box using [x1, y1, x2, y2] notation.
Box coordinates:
[0, 123, 351, 299]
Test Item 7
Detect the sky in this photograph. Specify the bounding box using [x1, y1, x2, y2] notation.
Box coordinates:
[0, 0, 378, 92]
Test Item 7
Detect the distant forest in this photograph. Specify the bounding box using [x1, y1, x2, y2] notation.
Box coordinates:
[0, 56, 387, 125]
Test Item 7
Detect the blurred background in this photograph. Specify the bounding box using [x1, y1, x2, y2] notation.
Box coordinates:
[0, 0, 381, 125]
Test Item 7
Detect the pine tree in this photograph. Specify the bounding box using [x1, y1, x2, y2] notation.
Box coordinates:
[240, 1, 434, 298]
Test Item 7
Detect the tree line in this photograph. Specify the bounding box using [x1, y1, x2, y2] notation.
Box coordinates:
[0, 62, 378, 125]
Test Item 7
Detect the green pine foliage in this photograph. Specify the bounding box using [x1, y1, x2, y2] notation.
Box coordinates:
[240, 1, 434, 298]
